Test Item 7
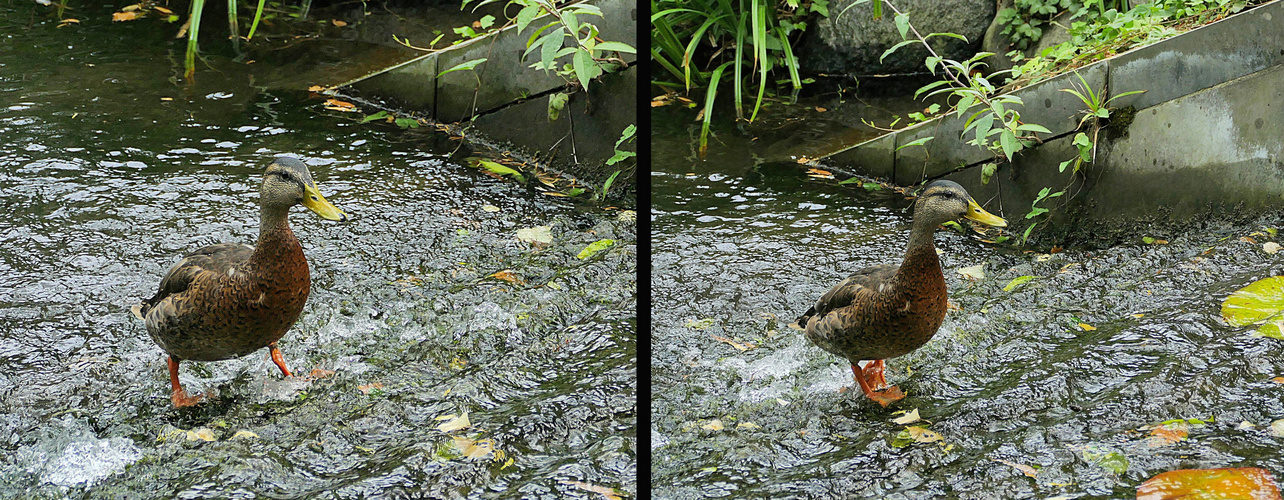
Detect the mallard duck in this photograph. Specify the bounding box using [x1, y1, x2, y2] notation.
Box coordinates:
[796, 180, 1006, 407]
[131, 157, 347, 407]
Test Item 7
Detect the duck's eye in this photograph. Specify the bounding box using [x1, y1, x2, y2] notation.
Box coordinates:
[310, 195, 319, 201]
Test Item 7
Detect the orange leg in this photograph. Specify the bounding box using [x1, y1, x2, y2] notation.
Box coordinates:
[168, 356, 204, 407]
[850, 361, 905, 407]
[268, 342, 292, 378]
[863, 359, 889, 390]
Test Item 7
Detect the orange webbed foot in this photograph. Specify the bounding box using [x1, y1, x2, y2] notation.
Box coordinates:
[862, 360, 890, 391]
[851, 361, 906, 407]
[171, 388, 205, 407]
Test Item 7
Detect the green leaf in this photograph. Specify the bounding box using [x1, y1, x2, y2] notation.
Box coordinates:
[394, 117, 419, 129]
[894, 13, 909, 40]
[981, 163, 997, 185]
[880, 40, 918, 64]
[469, 158, 526, 183]
[897, 137, 933, 151]
[360, 111, 390, 124]
[478, 14, 495, 29]
[594, 41, 636, 54]
[1004, 275, 1035, 292]
[600, 170, 622, 193]
[577, 239, 617, 260]
[999, 129, 1019, 161]
[1015, 123, 1051, 134]
[924, 32, 968, 42]
[573, 47, 600, 89]
[438, 58, 488, 77]
[1082, 447, 1128, 474]
[548, 92, 569, 121]
[540, 27, 565, 71]
[515, 4, 541, 34]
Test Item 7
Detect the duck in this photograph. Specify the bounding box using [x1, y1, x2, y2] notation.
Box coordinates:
[131, 156, 347, 407]
[795, 180, 1006, 407]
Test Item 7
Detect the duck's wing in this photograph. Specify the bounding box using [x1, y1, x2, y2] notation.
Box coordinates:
[133, 243, 254, 319]
[796, 264, 899, 328]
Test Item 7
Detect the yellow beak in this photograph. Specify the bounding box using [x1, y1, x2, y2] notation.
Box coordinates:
[965, 198, 1007, 227]
[302, 184, 347, 222]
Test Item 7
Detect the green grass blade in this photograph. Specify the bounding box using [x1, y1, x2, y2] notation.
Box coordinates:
[227, 0, 239, 52]
[247, 0, 266, 39]
[185, 0, 205, 81]
[701, 61, 734, 157]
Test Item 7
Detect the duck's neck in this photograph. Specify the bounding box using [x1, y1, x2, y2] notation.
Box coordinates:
[250, 205, 303, 268]
[897, 223, 942, 282]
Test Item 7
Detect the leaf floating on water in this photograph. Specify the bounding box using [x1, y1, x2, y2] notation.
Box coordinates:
[710, 335, 756, 352]
[186, 428, 216, 442]
[1273, 419, 1284, 437]
[436, 411, 471, 433]
[1004, 275, 1035, 292]
[577, 239, 616, 260]
[1265, 242, 1281, 254]
[957, 264, 985, 281]
[906, 426, 943, 443]
[806, 168, 833, 179]
[891, 408, 922, 425]
[685, 318, 715, 330]
[1081, 446, 1128, 474]
[702, 419, 724, 431]
[993, 459, 1038, 477]
[1138, 468, 1282, 500]
[452, 436, 495, 460]
[231, 430, 259, 440]
[1146, 422, 1188, 447]
[1272, 377, 1284, 384]
[561, 480, 624, 500]
[489, 270, 525, 285]
[468, 158, 526, 182]
[1221, 276, 1284, 339]
[737, 422, 760, 429]
[112, 11, 142, 21]
[1079, 323, 1097, 331]
[1142, 236, 1168, 245]
[358, 382, 384, 394]
[515, 225, 553, 246]
[308, 368, 336, 379]
[323, 99, 357, 112]
[481, 205, 500, 213]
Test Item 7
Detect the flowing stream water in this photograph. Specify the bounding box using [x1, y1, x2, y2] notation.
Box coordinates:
[650, 104, 1284, 498]
[0, 5, 636, 498]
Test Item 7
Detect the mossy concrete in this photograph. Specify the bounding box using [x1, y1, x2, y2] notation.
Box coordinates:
[338, 0, 637, 186]
[817, 0, 1284, 239]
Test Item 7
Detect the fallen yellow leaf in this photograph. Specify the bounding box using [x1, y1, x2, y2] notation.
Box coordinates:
[453, 436, 495, 460]
[1079, 323, 1096, 331]
[112, 11, 141, 21]
[892, 408, 922, 425]
[561, 480, 623, 500]
[490, 270, 525, 285]
[994, 459, 1038, 477]
[358, 382, 384, 394]
[332, 19, 348, 27]
[437, 411, 471, 433]
[906, 426, 942, 443]
[702, 419, 724, 431]
[710, 335, 756, 351]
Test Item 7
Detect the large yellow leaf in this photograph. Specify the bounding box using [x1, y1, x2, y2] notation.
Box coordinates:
[1222, 276, 1284, 338]
[1138, 468, 1282, 500]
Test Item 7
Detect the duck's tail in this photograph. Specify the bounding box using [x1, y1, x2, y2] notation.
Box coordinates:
[790, 307, 816, 331]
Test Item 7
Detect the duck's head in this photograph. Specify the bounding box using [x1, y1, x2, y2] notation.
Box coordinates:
[914, 180, 1006, 229]
[261, 157, 347, 222]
